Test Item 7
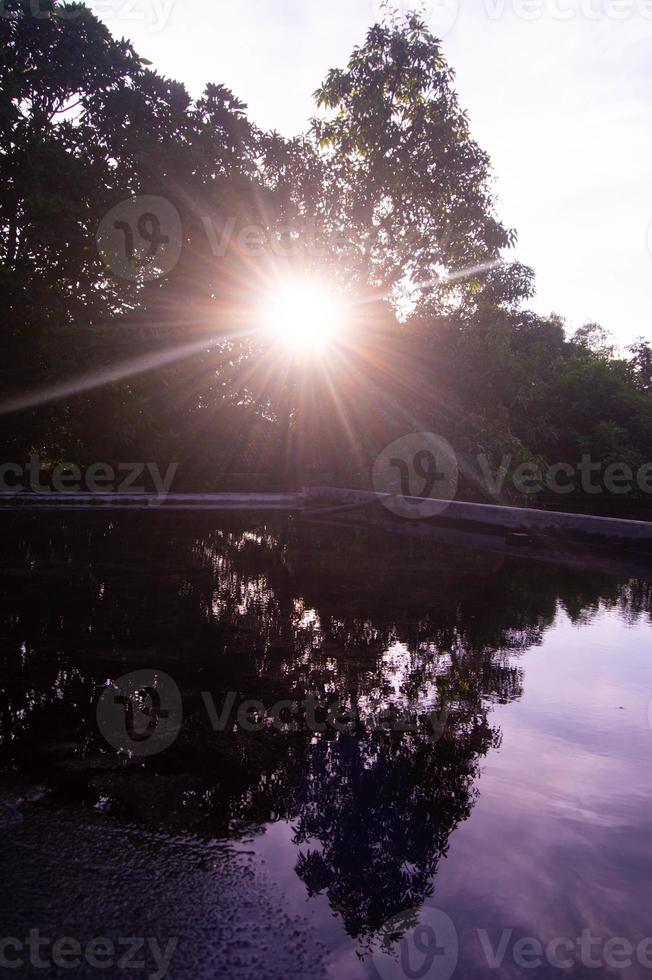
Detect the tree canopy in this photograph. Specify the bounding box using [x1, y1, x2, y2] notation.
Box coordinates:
[1, 0, 650, 511]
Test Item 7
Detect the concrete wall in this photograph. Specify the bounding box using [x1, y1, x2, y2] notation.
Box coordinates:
[3, 487, 652, 546]
[0, 492, 306, 511]
[306, 487, 652, 546]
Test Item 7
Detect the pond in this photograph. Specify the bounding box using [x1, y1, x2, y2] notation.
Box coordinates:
[1, 513, 652, 979]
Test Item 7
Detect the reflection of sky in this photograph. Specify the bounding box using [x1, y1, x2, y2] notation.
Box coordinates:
[89, 0, 652, 346]
[436, 608, 652, 977]
[250, 602, 652, 977]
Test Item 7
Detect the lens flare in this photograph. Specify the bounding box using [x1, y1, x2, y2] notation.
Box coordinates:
[264, 282, 345, 353]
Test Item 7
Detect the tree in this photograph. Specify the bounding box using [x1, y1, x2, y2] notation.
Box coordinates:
[570, 322, 615, 358]
[312, 14, 532, 314]
[629, 338, 652, 391]
[1, 2, 651, 511]
[0, 0, 267, 466]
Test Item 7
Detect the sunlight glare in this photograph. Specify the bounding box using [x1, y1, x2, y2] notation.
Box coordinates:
[264, 282, 345, 353]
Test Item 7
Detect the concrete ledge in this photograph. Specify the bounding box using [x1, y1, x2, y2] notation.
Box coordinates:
[303, 510, 652, 580]
[3, 488, 651, 547]
[306, 487, 652, 545]
[0, 492, 306, 511]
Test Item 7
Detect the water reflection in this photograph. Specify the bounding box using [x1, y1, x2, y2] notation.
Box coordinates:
[1, 514, 651, 954]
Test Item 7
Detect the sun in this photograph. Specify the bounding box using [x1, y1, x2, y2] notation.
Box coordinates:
[263, 282, 345, 353]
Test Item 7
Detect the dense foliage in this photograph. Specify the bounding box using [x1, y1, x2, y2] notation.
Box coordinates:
[1, 0, 651, 509]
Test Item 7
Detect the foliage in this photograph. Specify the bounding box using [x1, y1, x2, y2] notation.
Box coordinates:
[1, 2, 651, 511]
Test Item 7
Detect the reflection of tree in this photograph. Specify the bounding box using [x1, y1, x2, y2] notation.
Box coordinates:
[292, 720, 499, 945]
[1, 515, 651, 946]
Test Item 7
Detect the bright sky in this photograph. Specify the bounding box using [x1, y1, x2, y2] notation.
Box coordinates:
[89, 0, 652, 348]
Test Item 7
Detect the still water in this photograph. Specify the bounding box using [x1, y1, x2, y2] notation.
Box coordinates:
[1, 514, 651, 979]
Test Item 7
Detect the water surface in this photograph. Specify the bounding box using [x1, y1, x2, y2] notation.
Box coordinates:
[1, 514, 651, 978]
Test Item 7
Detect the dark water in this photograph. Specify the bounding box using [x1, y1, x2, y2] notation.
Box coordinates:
[1, 514, 652, 979]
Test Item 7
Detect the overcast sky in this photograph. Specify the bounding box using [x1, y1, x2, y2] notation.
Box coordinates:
[89, 0, 652, 347]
